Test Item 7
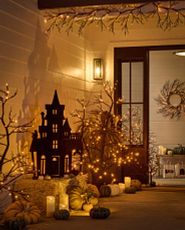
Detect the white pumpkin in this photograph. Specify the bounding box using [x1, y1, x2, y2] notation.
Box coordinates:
[108, 184, 121, 196]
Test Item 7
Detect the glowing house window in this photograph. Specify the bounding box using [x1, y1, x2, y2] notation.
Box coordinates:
[64, 155, 70, 173]
[64, 132, 68, 137]
[42, 132, 47, 138]
[53, 140, 58, 149]
[52, 109, 57, 115]
[52, 124, 58, 133]
[40, 155, 46, 175]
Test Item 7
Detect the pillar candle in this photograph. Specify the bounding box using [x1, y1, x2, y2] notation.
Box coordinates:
[118, 183, 125, 193]
[46, 196, 55, 217]
[124, 176, 131, 188]
[59, 194, 69, 210]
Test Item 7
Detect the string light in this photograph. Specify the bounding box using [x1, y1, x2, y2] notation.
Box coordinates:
[42, 2, 185, 35]
[72, 81, 142, 184]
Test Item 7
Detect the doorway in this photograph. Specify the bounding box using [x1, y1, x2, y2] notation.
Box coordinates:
[114, 45, 185, 184]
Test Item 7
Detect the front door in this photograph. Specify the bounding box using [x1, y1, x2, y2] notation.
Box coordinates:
[114, 47, 149, 183]
[51, 155, 60, 176]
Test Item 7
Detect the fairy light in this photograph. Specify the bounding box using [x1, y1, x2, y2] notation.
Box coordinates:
[135, 152, 140, 157]
[73, 82, 143, 184]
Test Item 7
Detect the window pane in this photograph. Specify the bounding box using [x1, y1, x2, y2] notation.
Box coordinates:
[131, 62, 143, 102]
[131, 105, 143, 145]
[121, 104, 130, 144]
[121, 63, 130, 103]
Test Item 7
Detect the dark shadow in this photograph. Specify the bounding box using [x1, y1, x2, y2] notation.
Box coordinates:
[16, 19, 59, 153]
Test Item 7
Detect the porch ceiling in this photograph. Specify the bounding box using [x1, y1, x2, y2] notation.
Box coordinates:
[38, 0, 173, 9]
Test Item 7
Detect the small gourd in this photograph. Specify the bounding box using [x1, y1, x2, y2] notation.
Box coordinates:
[82, 203, 93, 212]
[131, 179, 142, 191]
[99, 185, 111, 197]
[125, 187, 136, 194]
[90, 207, 111, 219]
[53, 209, 70, 220]
[3, 217, 27, 230]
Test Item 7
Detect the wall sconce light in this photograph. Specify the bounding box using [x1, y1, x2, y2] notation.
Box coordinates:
[93, 58, 103, 80]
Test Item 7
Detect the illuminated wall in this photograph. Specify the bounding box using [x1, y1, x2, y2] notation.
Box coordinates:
[150, 50, 185, 148]
[83, 17, 185, 149]
[0, 0, 87, 155]
[1, 0, 185, 156]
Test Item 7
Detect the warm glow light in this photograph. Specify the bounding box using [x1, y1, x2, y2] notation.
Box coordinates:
[93, 58, 103, 80]
[46, 196, 56, 217]
[174, 51, 185, 57]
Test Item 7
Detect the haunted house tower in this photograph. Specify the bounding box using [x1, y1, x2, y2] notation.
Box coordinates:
[30, 90, 82, 178]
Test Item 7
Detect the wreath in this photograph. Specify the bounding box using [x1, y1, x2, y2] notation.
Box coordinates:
[155, 79, 185, 119]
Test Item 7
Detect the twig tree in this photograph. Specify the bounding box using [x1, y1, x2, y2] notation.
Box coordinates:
[148, 133, 160, 185]
[72, 81, 139, 186]
[0, 84, 33, 193]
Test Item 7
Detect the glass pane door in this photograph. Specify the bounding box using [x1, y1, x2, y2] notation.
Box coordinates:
[121, 62, 144, 145]
[114, 47, 149, 184]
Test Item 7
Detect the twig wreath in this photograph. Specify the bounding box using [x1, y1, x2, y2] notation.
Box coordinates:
[155, 79, 185, 119]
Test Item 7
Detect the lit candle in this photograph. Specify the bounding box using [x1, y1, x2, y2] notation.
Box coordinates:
[118, 183, 125, 193]
[124, 176, 131, 188]
[46, 196, 56, 217]
[59, 194, 69, 210]
[158, 145, 163, 155]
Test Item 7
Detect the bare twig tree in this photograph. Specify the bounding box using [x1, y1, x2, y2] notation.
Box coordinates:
[72, 81, 139, 186]
[0, 84, 33, 193]
[148, 133, 160, 186]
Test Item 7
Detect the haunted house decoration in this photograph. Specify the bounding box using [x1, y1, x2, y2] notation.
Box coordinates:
[30, 90, 82, 179]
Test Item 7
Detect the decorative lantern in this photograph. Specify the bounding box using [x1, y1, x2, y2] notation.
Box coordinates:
[93, 58, 103, 80]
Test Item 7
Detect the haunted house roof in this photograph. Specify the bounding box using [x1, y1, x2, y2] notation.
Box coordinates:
[63, 118, 71, 132]
[52, 90, 60, 105]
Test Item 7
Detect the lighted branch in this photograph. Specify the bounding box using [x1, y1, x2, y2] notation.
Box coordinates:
[148, 133, 160, 185]
[43, 1, 185, 34]
[0, 84, 33, 195]
[72, 81, 139, 185]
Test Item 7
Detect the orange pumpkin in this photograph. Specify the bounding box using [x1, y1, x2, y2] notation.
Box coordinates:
[3, 200, 41, 224]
